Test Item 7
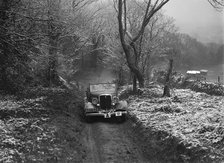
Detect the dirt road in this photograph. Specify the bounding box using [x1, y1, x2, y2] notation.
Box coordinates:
[76, 69, 150, 163]
[82, 119, 149, 163]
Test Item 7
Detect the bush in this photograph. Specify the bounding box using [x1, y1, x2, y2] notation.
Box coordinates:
[153, 70, 186, 88]
[191, 81, 224, 96]
[0, 62, 32, 93]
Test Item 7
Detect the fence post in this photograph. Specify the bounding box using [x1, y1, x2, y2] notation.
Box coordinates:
[218, 76, 220, 83]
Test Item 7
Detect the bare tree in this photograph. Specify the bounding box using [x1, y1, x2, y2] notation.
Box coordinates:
[117, 0, 223, 92]
[208, 0, 224, 10]
[46, 0, 61, 86]
[0, 0, 10, 89]
[117, 0, 170, 92]
[0, 0, 33, 91]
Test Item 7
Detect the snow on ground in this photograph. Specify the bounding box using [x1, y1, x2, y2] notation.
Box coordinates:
[0, 88, 85, 163]
[127, 86, 224, 162]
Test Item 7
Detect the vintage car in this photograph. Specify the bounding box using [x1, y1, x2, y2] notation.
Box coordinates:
[186, 70, 208, 81]
[84, 83, 127, 122]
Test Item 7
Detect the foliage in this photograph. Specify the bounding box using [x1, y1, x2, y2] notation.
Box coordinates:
[190, 81, 224, 96]
[0, 0, 103, 91]
[1, 0, 223, 92]
[153, 68, 224, 96]
[152, 69, 185, 88]
[0, 0, 32, 92]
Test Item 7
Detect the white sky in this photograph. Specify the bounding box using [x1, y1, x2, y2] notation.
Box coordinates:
[163, 0, 224, 44]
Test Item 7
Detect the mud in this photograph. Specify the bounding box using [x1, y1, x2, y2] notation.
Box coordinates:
[77, 69, 149, 163]
[82, 118, 149, 163]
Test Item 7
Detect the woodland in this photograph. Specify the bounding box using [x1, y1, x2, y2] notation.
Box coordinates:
[0, 0, 224, 162]
[0, 0, 223, 93]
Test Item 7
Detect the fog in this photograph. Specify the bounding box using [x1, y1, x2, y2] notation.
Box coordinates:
[75, 68, 116, 89]
[163, 0, 224, 44]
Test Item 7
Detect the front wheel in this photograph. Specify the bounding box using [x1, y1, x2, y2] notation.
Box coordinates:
[117, 115, 126, 123]
[85, 116, 94, 123]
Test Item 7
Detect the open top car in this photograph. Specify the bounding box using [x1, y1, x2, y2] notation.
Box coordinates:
[84, 83, 127, 122]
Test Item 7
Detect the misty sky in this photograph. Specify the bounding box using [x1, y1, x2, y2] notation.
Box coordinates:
[163, 0, 224, 44]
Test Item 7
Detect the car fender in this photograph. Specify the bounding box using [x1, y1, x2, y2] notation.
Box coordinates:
[84, 102, 94, 110]
[116, 100, 128, 110]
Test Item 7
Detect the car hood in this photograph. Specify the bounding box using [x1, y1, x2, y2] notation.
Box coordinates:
[90, 91, 116, 96]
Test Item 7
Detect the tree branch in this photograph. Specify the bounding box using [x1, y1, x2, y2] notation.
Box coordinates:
[131, 0, 170, 44]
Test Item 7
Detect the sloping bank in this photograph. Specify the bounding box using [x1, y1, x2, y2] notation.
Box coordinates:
[120, 85, 224, 162]
[0, 87, 85, 162]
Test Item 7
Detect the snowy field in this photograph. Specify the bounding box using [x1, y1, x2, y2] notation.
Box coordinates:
[127, 86, 224, 162]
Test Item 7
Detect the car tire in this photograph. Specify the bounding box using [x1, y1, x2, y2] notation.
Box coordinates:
[117, 115, 126, 123]
[85, 116, 93, 123]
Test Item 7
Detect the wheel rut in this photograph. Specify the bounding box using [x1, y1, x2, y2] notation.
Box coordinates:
[83, 119, 149, 163]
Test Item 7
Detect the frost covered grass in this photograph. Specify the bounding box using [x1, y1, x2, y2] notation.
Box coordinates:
[127, 85, 224, 162]
[0, 88, 85, 163]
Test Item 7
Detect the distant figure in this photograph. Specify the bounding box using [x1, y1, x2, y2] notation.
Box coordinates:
[218, 76, 220, 83]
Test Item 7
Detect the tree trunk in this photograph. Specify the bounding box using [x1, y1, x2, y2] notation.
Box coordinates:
[122, 45, 144, 90]
[117, 0, 144, 91]
[0, 0, 10, 90]
[47, 0, 61, 86]
[48, 34, 58, 86]
[163, 59, 173, 97]
[133, 74, 137, 93]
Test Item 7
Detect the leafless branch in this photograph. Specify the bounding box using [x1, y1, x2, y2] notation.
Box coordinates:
[208, 0, 224, 10]
[131, 0, 170, 44]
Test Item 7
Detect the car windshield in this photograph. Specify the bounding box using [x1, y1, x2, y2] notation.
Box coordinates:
[89, 83, 116, 94]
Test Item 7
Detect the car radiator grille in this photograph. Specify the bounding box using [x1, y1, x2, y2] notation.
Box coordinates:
[100, 95, 111, 110]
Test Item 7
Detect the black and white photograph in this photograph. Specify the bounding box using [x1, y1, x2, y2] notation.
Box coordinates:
[0, 0, 223, 162]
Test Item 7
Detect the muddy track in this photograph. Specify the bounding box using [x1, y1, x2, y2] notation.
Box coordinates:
[82, 119, 149, 163]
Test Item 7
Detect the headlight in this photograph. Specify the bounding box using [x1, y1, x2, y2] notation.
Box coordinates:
[113, 96, 119, 103]
[92, 98, 98, 105]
